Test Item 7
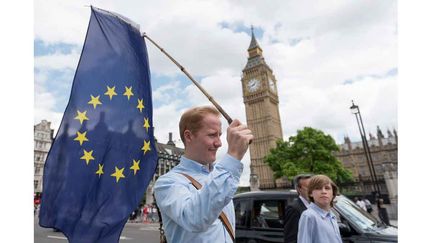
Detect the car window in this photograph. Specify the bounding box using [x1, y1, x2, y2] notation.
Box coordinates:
[335, 195, 380, 232]
[251, 200, 285, 229]
[331, 208, 343, 223]
[234, 199, 249, 228]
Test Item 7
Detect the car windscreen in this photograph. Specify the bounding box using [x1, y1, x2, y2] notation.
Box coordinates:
[334, 195, 381, 232]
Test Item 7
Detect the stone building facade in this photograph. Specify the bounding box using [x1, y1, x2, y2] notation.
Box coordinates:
[34, 120, 54, 193]
[241, 28, 287, 190]
[153, 132, 184, 182]
[335, 126, 398, 197]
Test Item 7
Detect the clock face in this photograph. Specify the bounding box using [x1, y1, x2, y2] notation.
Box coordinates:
[247, 79, 260, 92]
[269, 79, 276, 92]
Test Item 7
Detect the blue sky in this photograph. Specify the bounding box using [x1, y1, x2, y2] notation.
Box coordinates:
[34, 0, 398, 186]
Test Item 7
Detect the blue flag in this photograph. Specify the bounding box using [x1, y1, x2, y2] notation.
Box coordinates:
[39, 7, 158, 243]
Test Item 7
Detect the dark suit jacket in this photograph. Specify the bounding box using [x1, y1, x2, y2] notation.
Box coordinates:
[284, 197, 307, 243]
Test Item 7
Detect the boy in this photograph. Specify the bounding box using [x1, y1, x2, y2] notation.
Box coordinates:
[298, 175, 342, 243]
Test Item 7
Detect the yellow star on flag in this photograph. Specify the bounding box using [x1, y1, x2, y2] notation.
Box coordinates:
[130, 159, 140, 175]
[80, 149, 95, 165]
[111, 166, 125, 183]
[104, 86, 117, 100]
[143, 118, 150, 133]
[88, 95, 102, 109]
[123, 86, 134, 100]
[137, 99, 144, 112]
[74, 131, 89, 146]
[74, 110, 89, 125]
[96, 164, 104, 177]
[141, 140, 151, 154]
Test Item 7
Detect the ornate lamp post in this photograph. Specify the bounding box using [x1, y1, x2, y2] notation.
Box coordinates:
[350, 100, 381, 196]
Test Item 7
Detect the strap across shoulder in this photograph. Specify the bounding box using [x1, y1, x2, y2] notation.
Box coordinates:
[177, 172, 235, 241]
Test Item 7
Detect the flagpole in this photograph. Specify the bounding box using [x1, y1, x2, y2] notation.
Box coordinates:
[142, 33, 233, 125]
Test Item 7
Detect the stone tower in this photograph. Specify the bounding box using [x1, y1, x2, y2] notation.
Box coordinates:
[241, 27, 284, 189]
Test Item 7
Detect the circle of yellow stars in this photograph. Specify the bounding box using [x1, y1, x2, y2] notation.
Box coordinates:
[72, 84, 152, 183]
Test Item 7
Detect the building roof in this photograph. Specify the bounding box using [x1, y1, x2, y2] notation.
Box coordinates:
[248, 26, 260, 50]
[339, 127, 397, 151]
[155, 140, 184, 157]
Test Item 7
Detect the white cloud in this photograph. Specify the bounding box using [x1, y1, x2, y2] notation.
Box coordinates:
[34, 71, 64, 133]
[34, 0, 91, 45]
[34, 50, 78, 134]
[34, 50, 80, 71]
[153, 100, 184, 142]
[152, 80, 183, 104]
[34, 0, 397, 186]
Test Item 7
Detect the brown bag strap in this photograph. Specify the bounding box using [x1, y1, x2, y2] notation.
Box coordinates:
[153, 193, 168, 243]
[179, 173, 235, 242]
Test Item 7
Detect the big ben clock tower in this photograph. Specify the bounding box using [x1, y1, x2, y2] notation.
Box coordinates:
[241, 27, 284, 189]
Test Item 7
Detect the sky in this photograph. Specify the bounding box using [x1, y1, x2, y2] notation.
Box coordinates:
[34, 0, 398, 187]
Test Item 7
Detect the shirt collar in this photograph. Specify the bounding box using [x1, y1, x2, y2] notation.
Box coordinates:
[310, 202, 335, 219]
[179, 156, 214, 173]
[299, 195, 310, 208]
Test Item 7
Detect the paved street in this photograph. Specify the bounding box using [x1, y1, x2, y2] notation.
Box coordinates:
[34, 214, 397, 243]
[34, 218, 160, 243]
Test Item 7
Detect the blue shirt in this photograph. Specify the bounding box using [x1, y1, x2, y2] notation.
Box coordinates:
[298, 203, 343, 243]
[154, 154, 243, 243]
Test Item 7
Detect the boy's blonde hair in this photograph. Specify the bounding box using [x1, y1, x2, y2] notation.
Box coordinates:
[307, 175, 338, 207]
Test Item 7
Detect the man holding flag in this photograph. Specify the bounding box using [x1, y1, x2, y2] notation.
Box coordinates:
[154, 106, 253, 242]
[39, 7, 157, 243]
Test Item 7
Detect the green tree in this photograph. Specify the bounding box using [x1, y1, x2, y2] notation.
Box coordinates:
[265, 127, 353, 185]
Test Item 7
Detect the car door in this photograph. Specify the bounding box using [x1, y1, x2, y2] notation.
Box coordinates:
[234, 198, 252, 242]
[248, 199, 286, 243]
[332, 206, 371, 243]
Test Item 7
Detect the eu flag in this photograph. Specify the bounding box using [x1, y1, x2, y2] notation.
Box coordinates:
[39, 7, 158, 243]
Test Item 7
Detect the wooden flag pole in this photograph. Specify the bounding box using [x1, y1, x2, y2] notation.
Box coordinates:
[142, 33, 233, 125]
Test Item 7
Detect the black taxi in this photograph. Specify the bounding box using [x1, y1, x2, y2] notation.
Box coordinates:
[233, 191, 397, 243]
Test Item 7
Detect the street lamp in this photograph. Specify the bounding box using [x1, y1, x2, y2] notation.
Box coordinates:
[350, 100, 381, 196]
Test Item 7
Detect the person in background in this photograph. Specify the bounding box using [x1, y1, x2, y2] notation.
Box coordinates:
[377, 198, 390, 225]
[134, 207, 141, 223]
[364, 197, 373, 214]
[355, 197, 367, 211]
[284, 174, 313, 243]
[151, 205, 158, 222]
[298, 175, 342, 243]
[148, 205, 155, 222]
[143, 205, 149, 223]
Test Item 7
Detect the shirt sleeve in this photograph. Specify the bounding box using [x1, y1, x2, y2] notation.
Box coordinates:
[297, 211, 315, 243]
[154, 154, 243, 232]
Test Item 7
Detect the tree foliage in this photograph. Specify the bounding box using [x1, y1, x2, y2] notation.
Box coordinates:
[265, 127, 353, 185]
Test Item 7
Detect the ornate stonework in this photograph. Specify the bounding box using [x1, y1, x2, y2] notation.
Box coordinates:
[241, 28, 286, 189]
[146, 132, 184, 204]
[336, 126, 398, 196]
[34, 120, 54, 193]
